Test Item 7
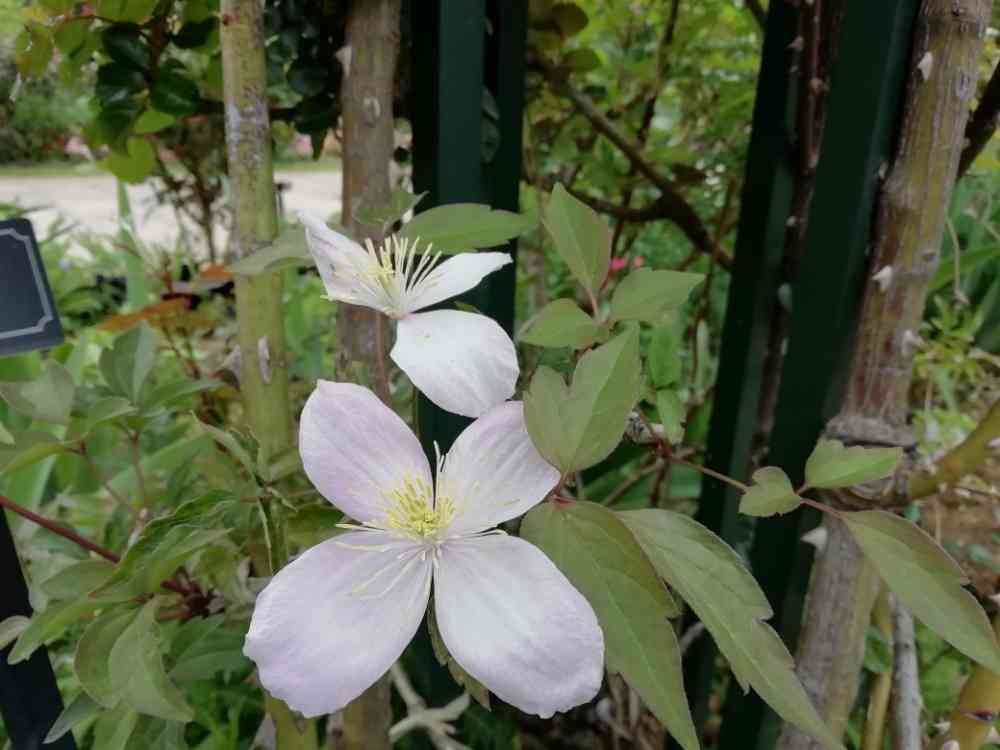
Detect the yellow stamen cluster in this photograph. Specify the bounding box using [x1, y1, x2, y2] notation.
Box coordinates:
[356, 235, 441, 315]
[382, 476, 456, 540]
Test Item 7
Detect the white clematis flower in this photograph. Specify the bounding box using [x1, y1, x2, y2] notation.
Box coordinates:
[244, 381, 605, 718]
[300, 213, 519, 418]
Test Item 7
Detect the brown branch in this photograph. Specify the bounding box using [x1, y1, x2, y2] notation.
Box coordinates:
[0, 494, 191, 597]
[536, 59, 731, 270]
[958, 60, 1000, 179]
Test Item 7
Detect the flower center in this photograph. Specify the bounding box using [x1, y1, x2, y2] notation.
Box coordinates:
[356, 235, 441, 316]
[382, 476, 456, 540]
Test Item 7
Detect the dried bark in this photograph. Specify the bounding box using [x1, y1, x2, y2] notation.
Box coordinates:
[336, 0, 401, 404]
[336, 1, 401, 748]
[776, 1, 990, 747]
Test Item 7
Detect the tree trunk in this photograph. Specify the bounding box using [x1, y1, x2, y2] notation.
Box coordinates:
[221, 2, 318, 749]
[336, 2, 401, 749]
[776, 1, 990, 747]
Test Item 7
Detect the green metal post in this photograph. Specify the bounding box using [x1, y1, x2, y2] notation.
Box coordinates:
[713, 2, 919, 749]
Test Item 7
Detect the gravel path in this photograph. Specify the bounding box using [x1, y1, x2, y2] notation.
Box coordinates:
[0, 169, 341, 255]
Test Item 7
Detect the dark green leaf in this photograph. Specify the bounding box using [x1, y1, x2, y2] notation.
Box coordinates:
[521, 501, 697, 750]
[287, 60, 327, 97]
[172, 18, 216, 49]
[150, 71, 200, 117]
[843, 510, 1000, 672]
[551, 3, 589, 36]
[620, 509, 843, 750]
[563, 48, 601, 72]
[427, 606, 490, 709]
[102, 25, 150, 69]
[397, 203, 535, 253]
[96, 63, 146, 105]
[95, 0, 158, 22]
[519, 299, 600, 349]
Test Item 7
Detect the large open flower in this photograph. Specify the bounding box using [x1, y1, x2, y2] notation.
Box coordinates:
[300, 214, 518, 418]
[244, 381, 604, 718]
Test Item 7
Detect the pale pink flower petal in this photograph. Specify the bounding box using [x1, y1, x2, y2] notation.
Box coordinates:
[299, 213, 393, 313]
[391, 310, 517, 418]
[403, 252, 511, 314]
[244, 531, 432, 717]
[440, 402, 560, 535]
[434, 534, 605, 718]
[300, 381, 432, 523]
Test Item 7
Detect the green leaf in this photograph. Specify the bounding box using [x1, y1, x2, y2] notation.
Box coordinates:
[647, 323, 682, 389]
[427, 606, 491, 709]
[843, 510, 1000, 672]
[106, 137, 155, 184]
[610, 268, 704, 323]
[102, 24, 150, 69]
[739, 467, 803, 517]
[95, 493, 233, 596]
[168, 616, 248, 682]
[133, 109, 176, 134]
[196, 419, 255, 475]
[77, 397, 137, 435]
[397, 203, 535, 253]
[142, 379, 220, 411]
[8, 598, 102, 664]
[542, 183, 611, 296]
[524, 326, 642, 473]
[93, 702, 139, 750]
[226, 226, 312, 276]
[804, 440, 902, 489]
[109, 600, 194, 722]
[521, 501, 697, 750]
[54, 18, 93, 56]
[287, 60, 327, 97]
[100, 323, 158, 403]
[96, 0, 158, 22]
[0, 360, 75, 424]
[76, 608, 138, 707]
[41, 560, 115, 600]
[354, 189, 426, 230]
[150, 70, 200, 117]
[620, 509, 843, 750]
[95, 63, 146, 105]
[127, 716, 187, 749]
[0, 616, 30, 650]
[44, 692, 101, 744]
[0, 432, 71, 475]
[551, 3, 589, 36]
[15, 23, 54, 78]
[519, 299, 600, 349]
[38, 0, 73, 14]
[655, 390, 686, 445]
[172, 18, 216, 49]
[563, 48, 601, 72]
[0, 419, 12, 445]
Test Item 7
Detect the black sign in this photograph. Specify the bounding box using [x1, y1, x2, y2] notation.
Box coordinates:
[0, 219, 63, 356]
[0, 217, 73, 748]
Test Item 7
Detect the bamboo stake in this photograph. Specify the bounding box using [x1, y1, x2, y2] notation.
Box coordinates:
[860, 588, 894, 750]
[220, 2, 317, 748]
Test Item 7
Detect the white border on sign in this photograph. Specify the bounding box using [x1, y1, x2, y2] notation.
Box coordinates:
[0, 227, 54, 340]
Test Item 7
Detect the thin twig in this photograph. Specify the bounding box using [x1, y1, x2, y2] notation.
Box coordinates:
[890, 597, 923, 750]
[389, 664, 471, 749]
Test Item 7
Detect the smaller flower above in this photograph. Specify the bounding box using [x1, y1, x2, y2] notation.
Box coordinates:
[245, 382, 605, 719]
[300, 214, 518, 417]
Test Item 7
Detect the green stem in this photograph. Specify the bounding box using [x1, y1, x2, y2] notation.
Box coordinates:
[220, 1, 316, 748]
[909, 398, 1000, 499]
[860, 587, 893, 750]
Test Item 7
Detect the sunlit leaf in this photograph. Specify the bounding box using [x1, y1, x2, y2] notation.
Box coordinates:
[843, 510, 1000, 672]
[522, 501, 697, 750]
[519, 298, 600, 349]
[739, 467, 802, 517]
[804, 440, 902, 489]
[620, 509, 843, 750]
